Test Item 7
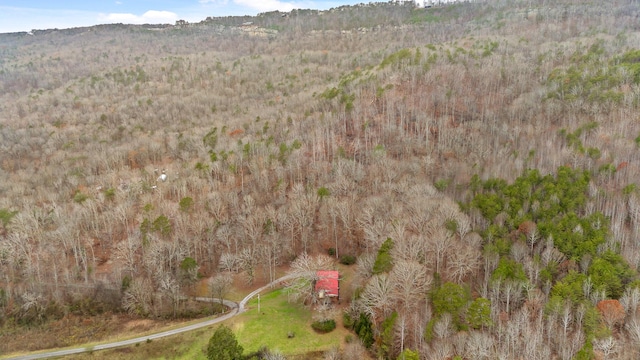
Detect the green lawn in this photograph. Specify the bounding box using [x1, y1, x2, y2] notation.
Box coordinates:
[65, 289, 348, 359]
[233, 289, 348, 355]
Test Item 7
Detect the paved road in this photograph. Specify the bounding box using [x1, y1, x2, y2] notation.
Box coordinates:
[2, 274, 295, 360]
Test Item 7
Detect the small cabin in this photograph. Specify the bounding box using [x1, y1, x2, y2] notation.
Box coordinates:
[315, 270, 339, 301]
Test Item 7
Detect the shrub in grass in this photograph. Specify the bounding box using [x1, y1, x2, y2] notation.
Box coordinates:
[339, 255, 356, 265]
[343, 311, 355, 328]
[345, 334, 353, 343]
[246, 346, 285, 360]
[311, 319, 336, 333]
[207, 325, 243, 360]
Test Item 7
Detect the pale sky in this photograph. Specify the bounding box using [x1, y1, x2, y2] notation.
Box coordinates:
[0, 0, 368, 33]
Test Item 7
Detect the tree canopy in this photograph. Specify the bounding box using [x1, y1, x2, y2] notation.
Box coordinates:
[207, 325, 244, 360]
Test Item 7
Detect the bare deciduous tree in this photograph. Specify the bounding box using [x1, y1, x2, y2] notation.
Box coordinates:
[239, 247, 259, 285]
[446, 242, 480, 283]
[218, 252, 241, 273]
[286, 253, 335, 304]
[355, 252, 376, 283]
[424, 228, 450, 275]
[620, 287, 640, 316]
[209, 272, 233, 305]
[342, 340, 368, 359]
[159, 274, 181, 318]
[360, 273, 395, 323]
[391, 259, 430, 311]
[122, 278, 153, 316]
[593, 336, 617, 360]
[433, 313, 453, 340]
[114, 232, 141, 275]
[464, 331, 494, 360]
[628, 315, 640, 346]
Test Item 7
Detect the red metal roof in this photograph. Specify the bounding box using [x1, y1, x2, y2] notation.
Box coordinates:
[315, 270, 339, 297]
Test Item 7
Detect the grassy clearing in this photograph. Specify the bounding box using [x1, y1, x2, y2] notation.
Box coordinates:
[62, 330, 209, 360]
[232, 289, 349, 355]
[64, 288, 349, 359]
[14, 266, 357, 359]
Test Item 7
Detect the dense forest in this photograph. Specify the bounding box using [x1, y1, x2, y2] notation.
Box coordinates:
[2, 0, 640, 358]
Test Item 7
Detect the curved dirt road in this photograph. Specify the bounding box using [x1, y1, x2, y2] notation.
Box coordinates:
[2, 274, 295, 360]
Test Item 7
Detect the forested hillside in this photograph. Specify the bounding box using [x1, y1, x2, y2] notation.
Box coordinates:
[2, 0, 640, 358]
